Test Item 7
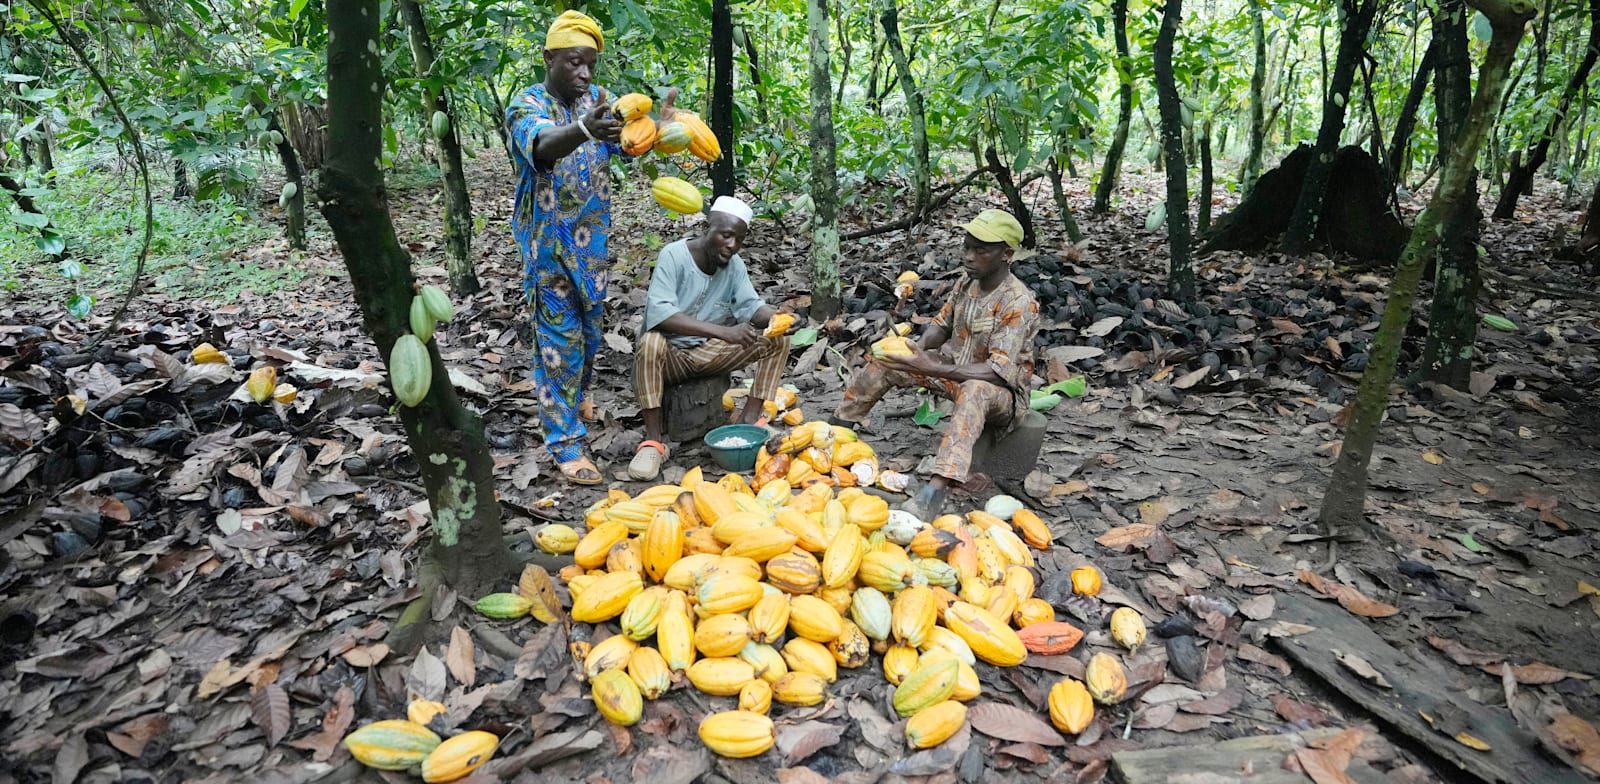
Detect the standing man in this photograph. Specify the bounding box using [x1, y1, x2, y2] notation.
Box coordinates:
[508, 10, 625, 485]
[629, 197, 792, 481]
[829, 209, 1040, 519]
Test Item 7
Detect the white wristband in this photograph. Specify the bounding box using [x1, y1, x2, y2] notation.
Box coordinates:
[577, 119, 599, 143]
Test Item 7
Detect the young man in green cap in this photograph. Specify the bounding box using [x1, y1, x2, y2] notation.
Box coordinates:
[830, 209, 1041, 519]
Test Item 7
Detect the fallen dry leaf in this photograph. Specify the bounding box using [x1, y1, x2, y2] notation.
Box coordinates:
[1479, 661, 1589, 684]
[965, 701, 1065, 746]
[1293, 747, 1359, 784]
[250, 683, 291, 747]
[1096, 523, 1158, 550]
[1297, 570, 1399, 618]
[1334, 650, 1392, 688]
[287, 686, 354, 761]
[1546, 713, 1600, 775]
[448, 626, 477, 688]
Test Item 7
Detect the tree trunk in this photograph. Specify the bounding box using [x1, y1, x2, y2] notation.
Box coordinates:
[1093, 0, 1133, 214]
[1198, 116, 1214, 235]
[268, 112, 307, 250]
[36, 122, 54, 183]
[172, 159, 192, 200]
[1154, 0, 1195, 301]
[1240, 0, 1267, 196]
[740, 27, 769, 123]
[835, 7, 852, 106]
[400, 0, 479, 295]
[323, 0, 514, 650]
[866, 24, 885, 113]
[1419, 0, 1481, 389]
[1048, 149, 1084, 243]
[1492, 0, 1600, 219]
[985, 146, 1036, 248]
[1319, 0, 1533, 533]
[880, 0, 930, 220]
[1385, 39, 1437, 192]
[711, 0, 737, 197]
[807, 0, 841, 319]
[1283, 0, 1379, 255]
[1579, 176, 1600, 259]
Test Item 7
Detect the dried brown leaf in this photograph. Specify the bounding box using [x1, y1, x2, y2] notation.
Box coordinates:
[287, 686, 354, 761]
[250, 683, 291, 747]
[1480, 661, 1589, 684]
[1297, 570, 1399, 617]
[966, 701, 1065, 746]
[1334, 650, 1392, 688]
[54, 732, 88, 784]
[1546, 713, 1600, 775]
[1095, 523, 1158, 550]
[409, 645, 447, 701]
[448, 626, 477, 687]
[776, 720, 843, 766]
[1272, 693, 1331, 725]
[342, 643, 389, 667]
[1293, 747, 1359, 784]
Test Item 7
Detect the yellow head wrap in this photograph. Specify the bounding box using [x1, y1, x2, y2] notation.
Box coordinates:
[545, 10, 603, 52]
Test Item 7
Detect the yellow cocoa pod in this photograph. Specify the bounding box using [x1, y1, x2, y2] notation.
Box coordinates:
[870, 336, 914, 359]
[656, 593, 696, 672]
[407, 699, 448, 726]
[343, 720, 441, 770]
[775, 508, 829, 553]
[858, 549, 917, 593]
[614, 92, 653, 122]
[942, 601, 1027, 666]
[675, 110, 722, 162]
[606, 540, 645, 579]
[883, 644, 920, 685]
[919, 626, 977, 667]
[746, 592, 790, 645]
[1109, 607, 1147, 651]
[844, 494, 890, 531]
[1049, 678, 1095, 733]
[574, 520, 629, 569]
[591, 669, 644, 726]
[905, 700, 967, 749]
[1085, 652, 1128, 705]
[764, 550, 822, 594]
[686, 657, 756, 696]
[987, 526, 1033, 567]
[738, 641, 788, 683]
[1070, 565, 1103, 596]
[694, 613, 753, 658]
[621, 116, 657, 156]
[246, 366, 279, 404]
[710, 510, 768, 545]
[1013, 508, 1053, 549]
[654, 121, 693, 155]
[662, 552, 721, 592]
[641, 511, 684, 583]
[1014, 597, 1056, 627]
[771, 671, 828, 706]
[570, 571, 642, 623]
[739, 678, 772, 714]
[697, 574, 764, 615]
[698, 710, 774, 758]
[419, 730, 497, 783]
[821, 523, 865, 588]
[1003, 565, 1037, 602]
[985, 585, 1020, 626]
[892, 657, 959, 716]
[627, 645, 671, 700]
[651, 175, 702, 214]
[534, 523, 579, 554]
[190, 342, 228, 364]
[583, 633, 639, 679]
[781, 637, 838, 682]
[828, 619, 871, 669]
[891, 585, 938, 648]
[764, 312, 796, 337]
[921, 649, 981, 701]
[722, 527, 798, 563]
[787, 595, 845, 642]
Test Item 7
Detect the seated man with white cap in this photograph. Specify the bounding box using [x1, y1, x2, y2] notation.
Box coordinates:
[630, 196, 794, 481]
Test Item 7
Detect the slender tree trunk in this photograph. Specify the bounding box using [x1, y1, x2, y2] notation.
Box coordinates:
[1284, 0, 1380, 254]
[1154, 0, 1194, 301]
[1319, 0, 1533, 533]
[807, 0, 841, 319]
[1048, 150, 1084, 243]
[1386, 39, 1437, 192]
[400, 0, 479, 295]
[1492, 0, 1600, 219]
[1198, 116, 1214, 235]
[268, 112, 307, 250]
[35, 123, 53, 183]
[1567, 85, 1591, 203]
[866, 24, 885, 113]
[835, 7, 852, 106]
[322, 0, 514, 650]
[880, 0, 930, 220]
[172, 159, 192, 200]
[985, 146, 1036, 248]
[1094, 0, 1134, 214]
[1579, 176, 1600, 258]
[1420, 0, 1481, 389]
[1241, 0, 1267, 196]
[711, 0, 736, 197]
[740, 27, 769, 123]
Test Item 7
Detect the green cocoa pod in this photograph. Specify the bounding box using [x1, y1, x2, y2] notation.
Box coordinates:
[431, 110, 450, 140]
[410, 295, 435, 343]
[419, 284, 454, 322]
[390, 334, 432, 407]
[475, 592, 533, 619]
[279, 182, 297, 208]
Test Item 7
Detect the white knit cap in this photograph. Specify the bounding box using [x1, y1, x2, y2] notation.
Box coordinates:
[708, 196, 753, 225]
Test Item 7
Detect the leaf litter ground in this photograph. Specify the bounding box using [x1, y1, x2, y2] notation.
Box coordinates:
[0, 154, 1597, 784]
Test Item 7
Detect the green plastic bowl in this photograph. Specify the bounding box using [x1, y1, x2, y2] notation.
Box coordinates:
[704, 424, 770, 473]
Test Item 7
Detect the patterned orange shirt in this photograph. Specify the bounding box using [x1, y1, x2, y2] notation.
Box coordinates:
[931, 273, 1040, 397]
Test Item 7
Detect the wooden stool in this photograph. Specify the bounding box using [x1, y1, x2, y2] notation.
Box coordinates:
[664, 373, 733, 444]
[969, 410, 1048, 482]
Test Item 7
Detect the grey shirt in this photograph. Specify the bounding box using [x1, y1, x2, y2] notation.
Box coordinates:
[642, 239, 765, 348]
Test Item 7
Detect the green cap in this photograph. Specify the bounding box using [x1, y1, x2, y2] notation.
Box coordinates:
[958, 209, 1023, 249]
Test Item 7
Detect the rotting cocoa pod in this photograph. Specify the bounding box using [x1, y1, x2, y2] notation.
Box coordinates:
[1166, 635, 1204, 683]
[1153, 615, 1197, 638]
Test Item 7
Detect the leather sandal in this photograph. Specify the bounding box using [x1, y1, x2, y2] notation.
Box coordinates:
[628, 440, 669, 481]
[557, 455, 603, 486]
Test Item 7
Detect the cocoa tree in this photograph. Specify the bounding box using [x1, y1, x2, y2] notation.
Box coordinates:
[711, 0, 737, 198]
[322, 0, 514, 651]
[1153, 0, 1195, 301]
[1093, 0, 1134, 214]
[1492, 0, 1599, 219]
[1319, 0, 1537, 533]
[808, 0, 842, 319]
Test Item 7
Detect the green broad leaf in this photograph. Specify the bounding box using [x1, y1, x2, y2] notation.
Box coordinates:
[790, 327, 818, 348]
[65, 292, 93, 319]
[1029, 392, 1063, 411]
[10, 211, 48, 228]
[1042, 376, 1089, 398]
[18, 86, 57, 101]
[35, 232, 64, 256]
[59, 259, 83, 279]
[1459, 533, 1484, 553]
[288, 0, 309, 21]
[1481, 314, 1517, 331]
[912, 398, 946, 428]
